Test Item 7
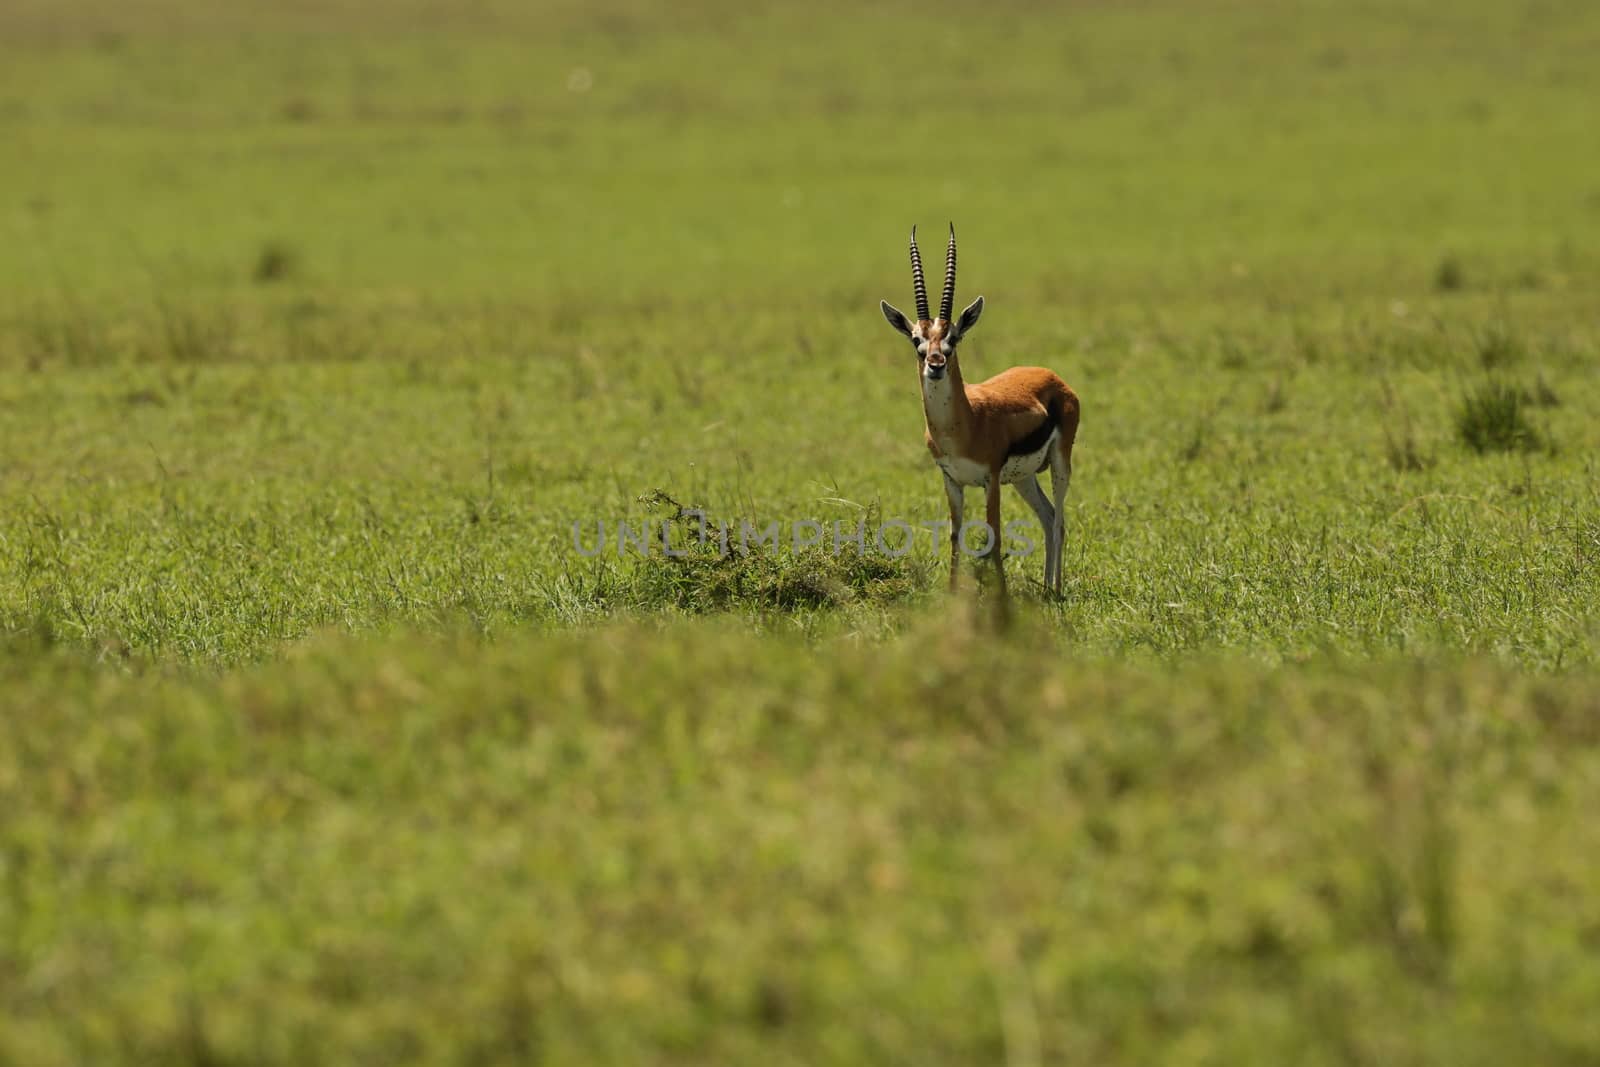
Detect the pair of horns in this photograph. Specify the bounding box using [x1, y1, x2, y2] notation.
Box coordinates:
[908, 224, 958, 323]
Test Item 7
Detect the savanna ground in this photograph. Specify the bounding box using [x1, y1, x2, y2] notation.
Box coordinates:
[2, 1, 1599, 1062]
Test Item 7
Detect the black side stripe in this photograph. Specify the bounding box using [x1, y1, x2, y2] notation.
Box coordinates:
[1006, 397, 1061, 460]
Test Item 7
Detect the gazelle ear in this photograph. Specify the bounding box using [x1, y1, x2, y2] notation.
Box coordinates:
[880, 300, 916, 340]
[950, 295, 984, 342]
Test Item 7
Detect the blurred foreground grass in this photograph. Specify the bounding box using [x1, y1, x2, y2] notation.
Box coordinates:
[4, 616, 1600, 1065]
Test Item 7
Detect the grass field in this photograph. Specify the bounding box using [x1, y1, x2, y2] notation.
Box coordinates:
[3, 0, 1600, 1062]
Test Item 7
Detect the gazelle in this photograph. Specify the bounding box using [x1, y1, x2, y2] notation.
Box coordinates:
[879, 225, 1080, 596]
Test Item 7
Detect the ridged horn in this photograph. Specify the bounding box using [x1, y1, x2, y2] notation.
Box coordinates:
[939, 222, 957, 323]
[908, 226, 931, 322]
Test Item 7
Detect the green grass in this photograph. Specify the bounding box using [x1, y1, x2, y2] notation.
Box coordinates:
[5, 621, 1600, 1065]
[2, 0, 1600, 1062]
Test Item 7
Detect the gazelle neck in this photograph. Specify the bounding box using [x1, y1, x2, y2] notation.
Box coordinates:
[921, 361, 971, 437]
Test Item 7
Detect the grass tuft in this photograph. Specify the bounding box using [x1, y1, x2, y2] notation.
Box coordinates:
[1379, 382, 1431, 472]
[1434, 254, 1466, 292]
[143, 297, 239, 363]
[279, 96, 319, 123]
[1474, 324, 1525, 370]
[1455, 378, 1545, 454]
[1261, 376, 1288, 414]
[253, 241, 300, 283]
[1531, 371, 1561, 408]
[14, 297, 114, 368]
[631, 493, 928, 613]
[1177, 420, 1211, 463]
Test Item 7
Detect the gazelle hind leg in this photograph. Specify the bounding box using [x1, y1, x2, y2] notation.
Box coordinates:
[1011, 475, 1056, 591]
[1047, 441, 1072, 593]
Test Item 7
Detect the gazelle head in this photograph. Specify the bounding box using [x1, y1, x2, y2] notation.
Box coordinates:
[879, 223, 984, 383]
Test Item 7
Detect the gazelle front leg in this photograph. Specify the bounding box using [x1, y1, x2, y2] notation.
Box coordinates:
[943, 471, 963, 590]
[984, 471, 1008, 599]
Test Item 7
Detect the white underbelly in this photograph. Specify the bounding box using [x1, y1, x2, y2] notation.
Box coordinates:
[936, 455, 990, 487]
[937, 430, 1057, 487]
